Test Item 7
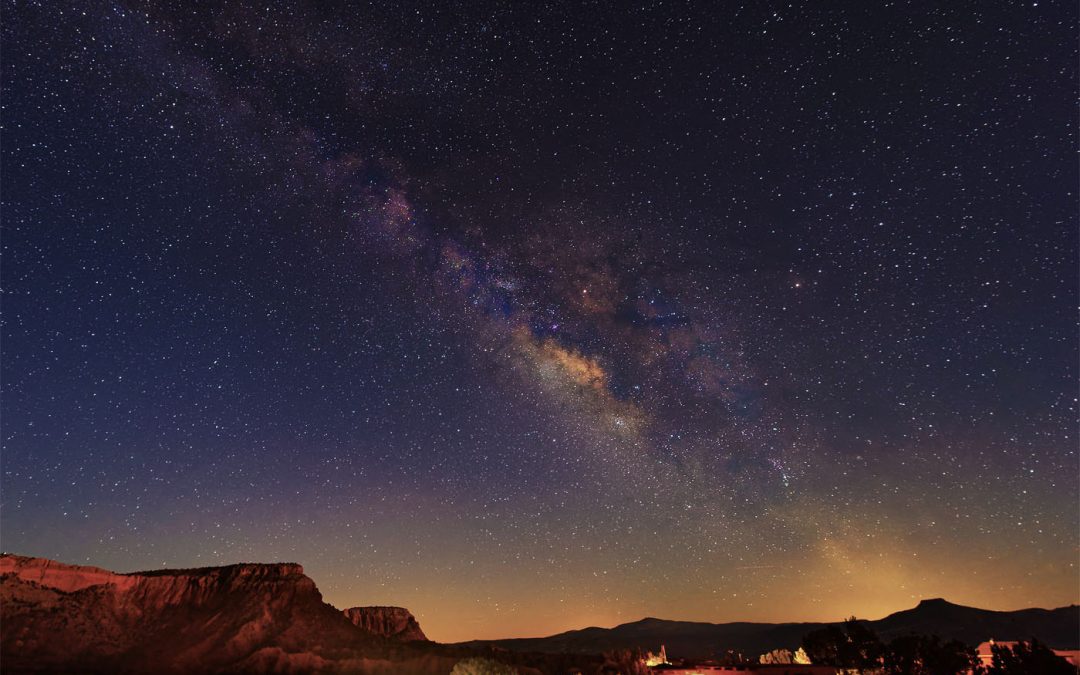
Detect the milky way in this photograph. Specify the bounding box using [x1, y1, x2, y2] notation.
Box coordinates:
[2, 1, 1077, 641]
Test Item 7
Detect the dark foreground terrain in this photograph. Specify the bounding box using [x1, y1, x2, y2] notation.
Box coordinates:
[2, 553, 1076, 673]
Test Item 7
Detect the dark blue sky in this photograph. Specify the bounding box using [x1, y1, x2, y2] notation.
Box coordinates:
[2, 0, 1076, 641]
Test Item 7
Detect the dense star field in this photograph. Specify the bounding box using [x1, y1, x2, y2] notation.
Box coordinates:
[1, 1, 1076, 643]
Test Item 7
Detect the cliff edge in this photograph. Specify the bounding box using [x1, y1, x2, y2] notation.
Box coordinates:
[344, 605, 428, 641]
[0, 553, 442, 674]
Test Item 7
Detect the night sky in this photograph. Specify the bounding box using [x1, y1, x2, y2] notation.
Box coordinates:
[2, 1, 1077, 643]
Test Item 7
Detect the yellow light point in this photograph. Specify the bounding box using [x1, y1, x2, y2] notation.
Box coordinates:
[642, 645, 669, 667]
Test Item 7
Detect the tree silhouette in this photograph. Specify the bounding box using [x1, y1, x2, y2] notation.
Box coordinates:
[600, 648, 649, 675]
[987, 639, 1075, 675]
[802, 617, 884, 671]
[803, 624, 848, 665]
[884, 634, 979, 675]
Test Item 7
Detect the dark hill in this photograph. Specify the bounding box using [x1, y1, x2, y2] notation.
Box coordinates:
[461, 598, 1079, 660]
[873, 598, 1078, 647]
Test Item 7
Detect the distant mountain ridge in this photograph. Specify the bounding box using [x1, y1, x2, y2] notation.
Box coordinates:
[461, 597, 1079, 660]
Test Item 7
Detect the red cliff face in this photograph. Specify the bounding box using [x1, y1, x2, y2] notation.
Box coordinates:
[0, 554, 451, 674]
[343, 606, 428, 641]
[0, 554, 139, 592]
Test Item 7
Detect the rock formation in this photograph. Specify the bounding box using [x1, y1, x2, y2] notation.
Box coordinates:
[0, 554, 450, 674]
[344, 605, 428, 641]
